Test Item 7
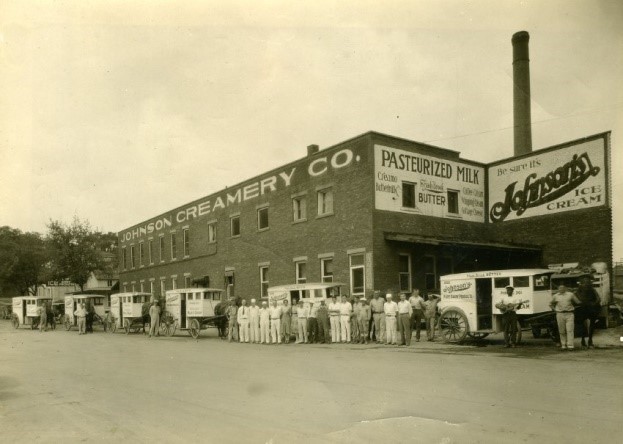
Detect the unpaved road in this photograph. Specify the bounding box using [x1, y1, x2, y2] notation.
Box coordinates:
[1, 321, 622, 443]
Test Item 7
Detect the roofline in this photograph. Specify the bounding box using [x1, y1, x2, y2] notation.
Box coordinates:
[440, 269, 554, 279]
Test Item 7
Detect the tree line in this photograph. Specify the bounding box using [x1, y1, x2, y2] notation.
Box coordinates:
[0, 217, 118, 296]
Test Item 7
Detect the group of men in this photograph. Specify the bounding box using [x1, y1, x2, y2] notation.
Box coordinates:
[226, 289, 440, 346]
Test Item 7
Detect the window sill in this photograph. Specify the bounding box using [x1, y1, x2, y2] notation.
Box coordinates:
[230, 235, 241, 239]
[316, 212, 334, 220]
[292, 218, 307, 225]
[258, 227, 270, 233]
[400, 207, 421, 213]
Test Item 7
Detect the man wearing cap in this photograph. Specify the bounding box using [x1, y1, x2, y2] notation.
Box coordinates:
[316, 300, 331, 343]
[398, 293, 413, 346]
[328, 296, 341, 343]
[259, 301, 270, 344]
[550, 284, 581, 351]
[370, 291, 385, 343]
[237, 299, 250, 343]
[269, 300, 282, 344]
[249, 299, 260, 344]
[280, 299, 292, 343]
[384, 293, 399, 345]
[296, 300, 309, 343]
[495, 286, 524, 348]
[409, 289, 426, 342]
[356, 297, 371, 344]
[339, 295, 353, 343]
[424, 294, 440, 341]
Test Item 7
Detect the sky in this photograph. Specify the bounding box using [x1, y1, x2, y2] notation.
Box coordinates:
[1, 0, 622, 259]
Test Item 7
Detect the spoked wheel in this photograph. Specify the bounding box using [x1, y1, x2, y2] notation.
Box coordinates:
[438, 310, 469, 343]
[160, 313, 176, 337]
[64, 315, 72, 331]
[107, 319, 117, 333]
[467, 332, 489, 340]
[531, 325, 541, 339]
[124, 319, 131, 335]
[11, 314, 19, 329]
[516, 321, 523, 345]
[189, 319, 201, 339]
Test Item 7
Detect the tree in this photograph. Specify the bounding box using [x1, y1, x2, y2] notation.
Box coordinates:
[0, 226, 49, 295]
[46, 218, 105, 292]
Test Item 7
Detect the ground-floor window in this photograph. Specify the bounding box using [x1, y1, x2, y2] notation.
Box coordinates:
[260, 266, 269, 297]
[349, 254, 365, 296]
[321, 258, 333, 283]
[295, 262, 307, 284]
[184, 275, 192, 288]
[160, 279, 166, 297]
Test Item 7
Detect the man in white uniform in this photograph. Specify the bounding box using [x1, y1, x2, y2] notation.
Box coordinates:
[339, 295, 353, 343]
[328, 296, 341, 343]
[237, 299, 250, 343]
[259, 301, 270, 344]
[269, 300, 282, 344]
[296, 300, 309, 343]
[384, 293, 398, 345]
[248, 299, 260, 344]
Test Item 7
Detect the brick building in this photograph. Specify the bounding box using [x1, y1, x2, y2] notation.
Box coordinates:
[118, 130, 612, 300]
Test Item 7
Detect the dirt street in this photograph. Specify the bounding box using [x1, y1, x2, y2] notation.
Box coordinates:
[1, 321, 621, 443]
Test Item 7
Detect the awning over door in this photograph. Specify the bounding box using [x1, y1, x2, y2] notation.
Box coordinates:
[384, 232, 541, 251]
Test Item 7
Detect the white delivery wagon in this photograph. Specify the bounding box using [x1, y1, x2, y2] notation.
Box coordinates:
[109, 292, 152, 334]
[162, 288, 226, 339]
[11, 296, 52, 329]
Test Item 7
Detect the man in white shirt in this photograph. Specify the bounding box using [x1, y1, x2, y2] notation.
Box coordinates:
[237, 299, 250, 343]
[398, 293, 413, 346]
[339, 295, 353, 343]
[408, 289, 426, 342]
[259, 301, 270, 344]
[384, 294, 398, 345]
[328, 296, 341, 343]
[296, 300, 309, 343]
[370, 291, 385, 343]
[269, 300, 282, 344]
[248, 299, 260, 344]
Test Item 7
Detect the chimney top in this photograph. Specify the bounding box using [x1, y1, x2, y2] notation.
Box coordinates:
[511, 31, 530, 44]
[307, 144, 319, 156]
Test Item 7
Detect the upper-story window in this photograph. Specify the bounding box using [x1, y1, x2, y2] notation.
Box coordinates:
[208, 222, 217, 243]
[293, 196, 307, 222]
[130, 245, 136, 269]
[122, 247, 127, 270]
[139, 242, 144, 267]
[230, 216, 240, 237]
[170, 233, 177, 260]
[447, 190, 459, 214]
[159, 236, 165, 262]
[183, 228, 190, 257]
[402, 182, 416, 208]
[148, 239, 154, 265]
[317, 188, 334, 216]
[257, 207, 269, 231]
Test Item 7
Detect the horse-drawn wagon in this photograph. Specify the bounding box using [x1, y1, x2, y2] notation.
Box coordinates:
[162, 288, 226, 339]
[63, 294, 108, 331]
[109, 292, 152, 334]
[437, 269, 556, 343]
[11, 296, 52, 329]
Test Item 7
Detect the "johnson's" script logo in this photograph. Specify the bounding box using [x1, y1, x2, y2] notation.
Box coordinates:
[490, 152, 600, 222]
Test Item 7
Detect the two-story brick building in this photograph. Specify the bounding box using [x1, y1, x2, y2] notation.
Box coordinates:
[117, 130, 611, 301]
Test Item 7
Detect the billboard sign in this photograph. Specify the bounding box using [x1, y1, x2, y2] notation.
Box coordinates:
[374, 145, 486, 222]
[488, 137, 607, 222]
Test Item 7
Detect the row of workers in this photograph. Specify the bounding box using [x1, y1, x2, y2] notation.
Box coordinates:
[225, 290, 440, 346]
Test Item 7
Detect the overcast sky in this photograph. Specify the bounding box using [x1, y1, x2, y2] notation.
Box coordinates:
[1, 0, 622, 259]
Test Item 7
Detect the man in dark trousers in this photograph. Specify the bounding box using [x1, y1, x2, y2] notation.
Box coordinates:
[316, 300, 331, 344]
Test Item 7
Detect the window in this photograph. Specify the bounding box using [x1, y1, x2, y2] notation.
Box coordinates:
[513, 276, 530, 288]
[139, 242, 144, 267]
[424, 256, 436, 291]
[130, 245, 136, 269]
[257, 207, 269, 230]
[438, 257, 453, 278]
[295, 262, 307, 284]
[208, 222, 217, 243]
[533, 274, 551, 290]
[293, 196, 307, 221]
[402, 182, 416, 208]
[149, 281, 154, 296]
[494, 277, 511, 288]
[148, 240, 154, 264]
[159, 236, 165, 262]
[122, 247, 127, 270]
[170, 233, 177, 260]
[184, 276, 192, 288]
[349, 254, 365, 296]
[321, 258, 333, 283]
[230, 216, 240, 237]
[183, 228, 190, 257]
[123, 284, 128, 292]
[171, 277, 177, 290]
[447, 190, 459, 214]
[260, 266, 269, 297]
[131, 283, 136, 292]
[140, 282, 145, 293]
[398, 254, 411, 292]
[160, 279, 166, 296]
[317, 188, 334, 216]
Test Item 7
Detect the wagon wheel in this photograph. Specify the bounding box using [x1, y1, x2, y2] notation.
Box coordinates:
[11, 314, 19, 329]
[467, 332, 489, 340]
[438, 310, 468, 343]
[124, 319, 131, 335]
[64, 315, 72, 331]
[531, 325, 541, 338]
[31, 317, 39, 330]
[189, 318, 201, 339]
[108, 319, 117, 333]
[516, 321, 523, 345]
[160, 312, 176, 337]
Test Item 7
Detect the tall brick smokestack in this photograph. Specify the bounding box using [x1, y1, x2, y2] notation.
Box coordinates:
[512, 31, 532, 156]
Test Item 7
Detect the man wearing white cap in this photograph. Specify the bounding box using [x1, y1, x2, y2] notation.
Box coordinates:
[237, 299, 250, 343]
[249, 299, 260, 343]
[269, 300, 282, 344]
[370, 290, 385, 343]
[328, 296, 341, 343]
[384, 293, 399, 345]
[339, 295, 353, 343]
[259, 301, 270, 344]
